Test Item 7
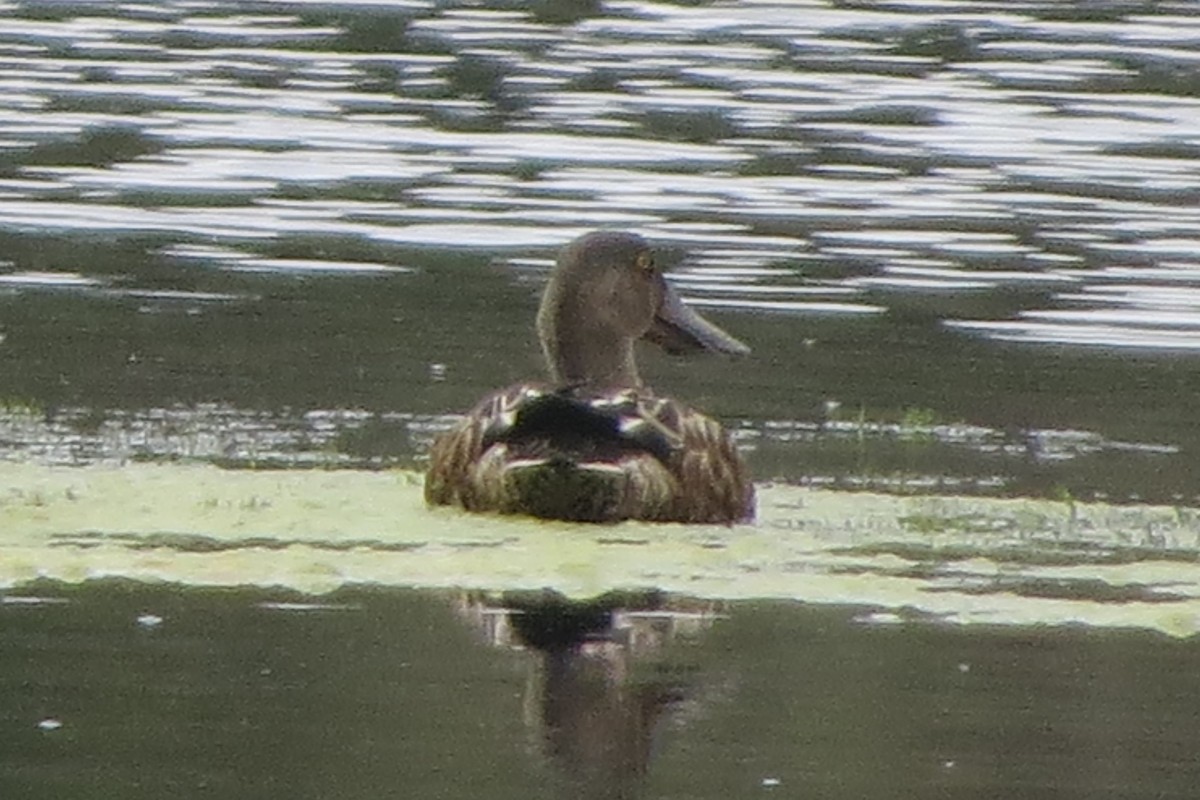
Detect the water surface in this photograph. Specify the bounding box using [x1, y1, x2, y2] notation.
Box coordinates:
[3, 1, 1200, 796]
[4, 583, 1200, 800]
[2, 0, 1200, 502]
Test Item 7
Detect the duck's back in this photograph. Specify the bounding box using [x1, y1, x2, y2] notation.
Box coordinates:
[424, 385, 754, 524]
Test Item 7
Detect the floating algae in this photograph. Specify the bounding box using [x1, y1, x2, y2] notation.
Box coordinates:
[3, 462, 1200, 636]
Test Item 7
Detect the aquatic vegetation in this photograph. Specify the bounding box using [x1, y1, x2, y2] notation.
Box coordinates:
[0, 397, 42, 416]
[4, 462, 1200, 637]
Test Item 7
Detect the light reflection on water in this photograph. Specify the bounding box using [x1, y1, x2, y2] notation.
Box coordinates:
[1, 2, 1197, 296]
[0, 5, 1199, 502]
[0, 404, 1185, 506]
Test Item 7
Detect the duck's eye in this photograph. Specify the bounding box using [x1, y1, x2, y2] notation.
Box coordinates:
[635, 252, 655, 272]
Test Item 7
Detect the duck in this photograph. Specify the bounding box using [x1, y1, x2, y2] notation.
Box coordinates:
[424, 230, 755, 524]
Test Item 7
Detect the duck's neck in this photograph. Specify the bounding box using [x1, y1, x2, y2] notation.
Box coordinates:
[538, 312, 641, 391]
[543, 329, 641, 391]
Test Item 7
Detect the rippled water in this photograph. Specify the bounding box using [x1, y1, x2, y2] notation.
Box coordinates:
[3, 0, 1200, 502]
[4, 3, 1200, 796]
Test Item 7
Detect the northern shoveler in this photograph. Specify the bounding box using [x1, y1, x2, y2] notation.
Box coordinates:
[424, 230, 754, 524]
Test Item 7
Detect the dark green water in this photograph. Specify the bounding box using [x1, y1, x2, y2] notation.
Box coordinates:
[2, 586, 549, 799]
[1, 0, 1199, 501]
[4, 584, 1198, 800]
[4, 1, 1200, 796]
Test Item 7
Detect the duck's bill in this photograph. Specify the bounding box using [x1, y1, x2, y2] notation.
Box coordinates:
[644, 282, 751, 357]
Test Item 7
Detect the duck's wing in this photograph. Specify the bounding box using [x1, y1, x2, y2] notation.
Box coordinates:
[424, 383, 537, 510]
[425, 384, 667, 515]
[425, 386, 755, 524]
[635, 394, 756, 524]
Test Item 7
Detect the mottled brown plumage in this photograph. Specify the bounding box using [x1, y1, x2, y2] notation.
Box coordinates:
[424, 231, 754, 524]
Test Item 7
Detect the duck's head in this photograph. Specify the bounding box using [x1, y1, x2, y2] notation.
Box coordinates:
[536, 230, 750, 390]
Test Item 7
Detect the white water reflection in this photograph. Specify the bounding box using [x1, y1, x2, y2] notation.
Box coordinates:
[0, 271, 102, 288]
[948, 319, 1200, 351]
[0, 4, 1199, 368]
[0, 402, 1184, 506]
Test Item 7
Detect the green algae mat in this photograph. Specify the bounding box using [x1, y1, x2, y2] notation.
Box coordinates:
[3, 462, 1200, 637]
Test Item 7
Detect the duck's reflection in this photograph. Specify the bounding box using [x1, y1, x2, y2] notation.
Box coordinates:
[455, 590, 724, 800]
